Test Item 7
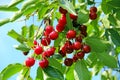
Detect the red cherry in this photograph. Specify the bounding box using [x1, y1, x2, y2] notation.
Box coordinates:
[64, 58, 73, 66]
[39, 59, 49, 68]
[56, 23, 65, 32]
[61, 45, 67, 54]
[58, 14, 67, 25]
[42, 51, 50, 58]
[25, 57, 35, 67]
[89, 12, 97, 20]
[73, 41, 82, 50]
[82, 45, 91, 53]
[79, 25, 87, 32]
[66, 30, 76, 39]
[33, 40, 37, 45]
[45, 26, 54, 34]
[49, 31, 58, 40]
[75, 36, 82, 43]
[47, 47, 56, 56]
[77, 51, 85, 59]
[41, 37, 51, 46]
[70, 13, 78, 20]
[59, 7, 67, 14]
[43, 31, 49, 37]
[65, 45, 73, 53]
[90, 6, 97, 13]
[59, 50, 66, 57]
[73, 54, 78, 62]
[65, 41, 72, 46]
[23, 51, 29, 56]
[81, 31, 87, 37]
[34, 46, 43, 55]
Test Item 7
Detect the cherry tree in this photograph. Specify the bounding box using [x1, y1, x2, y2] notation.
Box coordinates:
[0, 0, 120, 80]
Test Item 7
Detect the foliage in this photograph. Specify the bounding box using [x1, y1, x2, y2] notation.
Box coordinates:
[0, 0, 120, 80]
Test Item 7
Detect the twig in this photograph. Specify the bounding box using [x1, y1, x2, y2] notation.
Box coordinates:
[34, 20, 44, 40]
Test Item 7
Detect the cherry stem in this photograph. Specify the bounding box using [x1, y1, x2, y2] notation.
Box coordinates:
[34, 20, 44, 40]
[32, 14, 34, 24]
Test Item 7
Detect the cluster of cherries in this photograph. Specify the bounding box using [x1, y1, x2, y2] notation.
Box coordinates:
[25, 6, 96, 68]
[25, 25, 58, 68]
[89, 6, 97, 20]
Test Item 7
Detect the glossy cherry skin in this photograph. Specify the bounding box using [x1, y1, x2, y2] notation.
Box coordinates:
[66, 30, 76, 39]
[25, 57, 35, 67]
[73, 54, 78, 62]
[75, 36, 82, 43]
[79, 25, 87, 32]
[45, 26, 54, 34]
[70, 14, 78, 20]
[90, 6, 97, 13]
[56, 23, 65, 32]
[89, 13, 97, 20]
[82, 45, 91, 53]
[41, 37, 51, 46]
[59, 7, 67, 14]
[49, 31, 58, 40]
[47, 47, 56, 56]
[39, 59, 49, 68]
[34, 46, 43, 55]
[77, 51, 85, 59]
[73, 41, 82, 50]
[64, 58, 73, 66]
[33, 40, 38, 45]
[58, 14, 67, 25]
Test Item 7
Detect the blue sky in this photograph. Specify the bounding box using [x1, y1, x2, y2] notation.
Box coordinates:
[1, 0, 118, 80]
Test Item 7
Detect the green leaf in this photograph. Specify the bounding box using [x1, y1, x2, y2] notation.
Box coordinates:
[8, 29, 25, 43]
[10, 10, 23, 22]
[29, 24, 35, 38]
[48, 58, 64, 73]
[21, 26, 28, 38]
[92, 62, 103, 76]
[101, 0, 113, 14]
[97, 52, 117, 68]
[108, 14, 117, 26]
[46, 78, 59, 80]
[35, 67, 43, 80]
[74, 60, 91, 80]
[78, 0, 85, 3]
[21, 0, 38, 11]
[108, 0, 120, 8]
[8, 0, 24, 7]
[86, 52, 98, 67]
[85, 37, 108, 53]
[87, 0, 94, 5]
[28, 76, 32, 80]
[66, 13, 73, 29]
[107, 29, 120, 46]
[59, 0, 76, 15]
[102, 16, 110, 28]
[23, 4, 38, 15]
[66, 65, 74, 80]
[77, 11, 89, 24]
[14, 44, 30, 52]
[116, 11, 120, 20]
[43, 66, 64, 80]
[0, 5, 19, 11]
[101, 75, 107, 80]
[21, 66, 30, 77]
[0, 63, 23, 80]
[38, 5, 49, 19]
[0, 18, 10, 26]
[23, 2, 42, 15]
[101, 71, 108, 80]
